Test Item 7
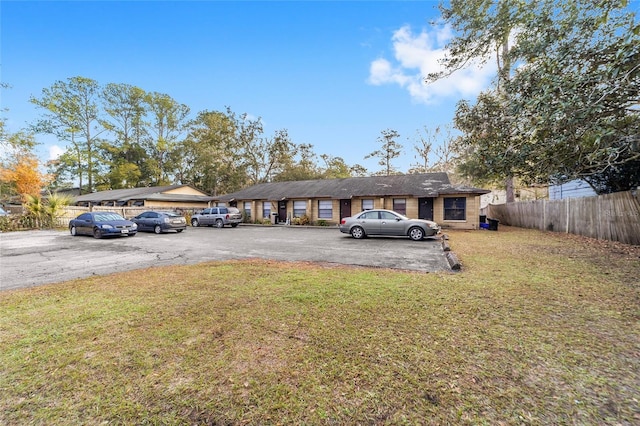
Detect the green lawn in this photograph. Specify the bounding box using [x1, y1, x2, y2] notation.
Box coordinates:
[1, 226, 639, 425]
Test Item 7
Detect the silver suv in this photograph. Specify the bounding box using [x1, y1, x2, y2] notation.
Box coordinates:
[191, 207, 242, 228]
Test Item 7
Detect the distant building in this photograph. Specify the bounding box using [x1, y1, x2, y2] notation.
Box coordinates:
[73, 185, 213, 208]
[549, 180, 597, 200]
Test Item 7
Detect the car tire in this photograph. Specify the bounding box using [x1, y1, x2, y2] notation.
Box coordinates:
[154, 225, 162, 234]
[70, 225, 77, 236]
[409, 227, 425, 241]
[177, 229, 184, 233]
[93, 228, 102, 239]
[350, 226, 365, 239]
[231, 223, 238, 228]
[215, 219, 224, 228]
[191, 218, 199, 227]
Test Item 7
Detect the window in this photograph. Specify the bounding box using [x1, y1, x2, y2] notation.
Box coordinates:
[444, 197, 466, 220]
[243, 202, 252, 218]
[380, 211, 399, 220]
[262, 202, 271, 219]
[393, 198, 406, 215]
[318, 200, 333, 219]
[293, 200, 307, 217]
[361, 199, 374, 211]
[359, 211, 379, 219]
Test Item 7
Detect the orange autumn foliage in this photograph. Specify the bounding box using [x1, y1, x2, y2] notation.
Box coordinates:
[0, 154, 52, 201]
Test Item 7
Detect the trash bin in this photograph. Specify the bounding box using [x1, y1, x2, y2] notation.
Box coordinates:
[271, 212, 279, 225]
[487, 218, 499, 231]
[479, 215, 486, 224]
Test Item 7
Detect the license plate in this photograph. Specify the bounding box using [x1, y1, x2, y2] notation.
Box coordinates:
[172, 220, 182, 224]
[121, 229, 129, 234]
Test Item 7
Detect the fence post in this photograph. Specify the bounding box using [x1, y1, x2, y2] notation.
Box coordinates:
[565, 198, 570, 234]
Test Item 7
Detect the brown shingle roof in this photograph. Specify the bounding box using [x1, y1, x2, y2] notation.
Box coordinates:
[74, 185, 213, 204]
[216, 173, 489, 201]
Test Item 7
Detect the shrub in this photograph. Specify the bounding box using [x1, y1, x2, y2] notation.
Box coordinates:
[291, 215, 310, 225]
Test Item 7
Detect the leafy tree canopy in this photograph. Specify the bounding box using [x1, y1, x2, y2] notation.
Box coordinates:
[435, 0, 639, 194]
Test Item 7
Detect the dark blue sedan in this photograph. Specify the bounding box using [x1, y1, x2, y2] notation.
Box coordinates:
[69, 212, 138, 239]
[131, 211, 187, 234]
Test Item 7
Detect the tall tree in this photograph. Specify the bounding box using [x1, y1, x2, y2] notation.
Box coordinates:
[507, 0, 640, 192]
[100, 83, 149, 188]
[274, 143, 322, 182]
[432, 0, 640, 194]
[319, 154, 367, 179]
[428, 0, 533, 200]
[408, 125, 457, 174]
[30, 76, 104, 193]
[365, 129, 403, 176]
[224, 108, 296, 185]
[144, 92, 190, 185]
[408, 126, 434, 174]
[182, 110, 244, 195]
[453, 92, 518, 184]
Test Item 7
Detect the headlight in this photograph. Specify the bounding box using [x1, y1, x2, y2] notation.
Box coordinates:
[131, 223, 138, 229]
[101, 224, 114, 229]
[164, 217, 170, 223]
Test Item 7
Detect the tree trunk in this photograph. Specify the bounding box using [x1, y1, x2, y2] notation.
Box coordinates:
[505, 176, 515, 203]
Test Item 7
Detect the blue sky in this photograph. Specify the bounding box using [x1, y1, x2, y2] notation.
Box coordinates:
[1, 0, 496, 174]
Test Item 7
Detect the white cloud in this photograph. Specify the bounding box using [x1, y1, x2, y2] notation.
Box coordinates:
[368, 24, 497, 105]
[49, 145, 65, 160]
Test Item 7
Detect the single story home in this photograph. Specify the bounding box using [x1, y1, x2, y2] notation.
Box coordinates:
[216, 173, 490, 230]
[73, 185, 214, 209]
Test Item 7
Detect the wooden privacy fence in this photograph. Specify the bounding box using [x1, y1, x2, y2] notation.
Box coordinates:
[485, 190, 640, 245]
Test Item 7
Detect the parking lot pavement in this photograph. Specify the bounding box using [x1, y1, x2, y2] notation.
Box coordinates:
[0, 226, 451, 291]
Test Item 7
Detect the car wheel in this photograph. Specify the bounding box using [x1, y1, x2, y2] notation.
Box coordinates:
[230, 223, 238, 228]
[350, 226, 365, 239]
[177, 229, 183, 233]
[409, 227, 425, 241]
[70, 225, 77, 236]
[154, 225, 162, 234]
[191, 218, 199, 227]
[215, 219, 224, 228]
[93, 228, 102, 239]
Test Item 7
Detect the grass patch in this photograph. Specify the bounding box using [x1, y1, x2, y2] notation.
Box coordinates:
[1, 227, 639, 424]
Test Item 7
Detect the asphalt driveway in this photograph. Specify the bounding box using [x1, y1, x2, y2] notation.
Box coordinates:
[0, 225, 451, 291]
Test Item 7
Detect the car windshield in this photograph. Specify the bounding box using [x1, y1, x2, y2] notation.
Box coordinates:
[94, 213, 125, 222]
[0, 207, 7, 214]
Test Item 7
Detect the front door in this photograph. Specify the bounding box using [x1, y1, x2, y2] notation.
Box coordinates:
[418, 197, 434, 221]
[278, 201, 287, 223]
[340, 199, 351, 219]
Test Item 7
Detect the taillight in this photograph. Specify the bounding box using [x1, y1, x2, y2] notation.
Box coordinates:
[340, 219, 346, 224]
[226, 214, 229, 219]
